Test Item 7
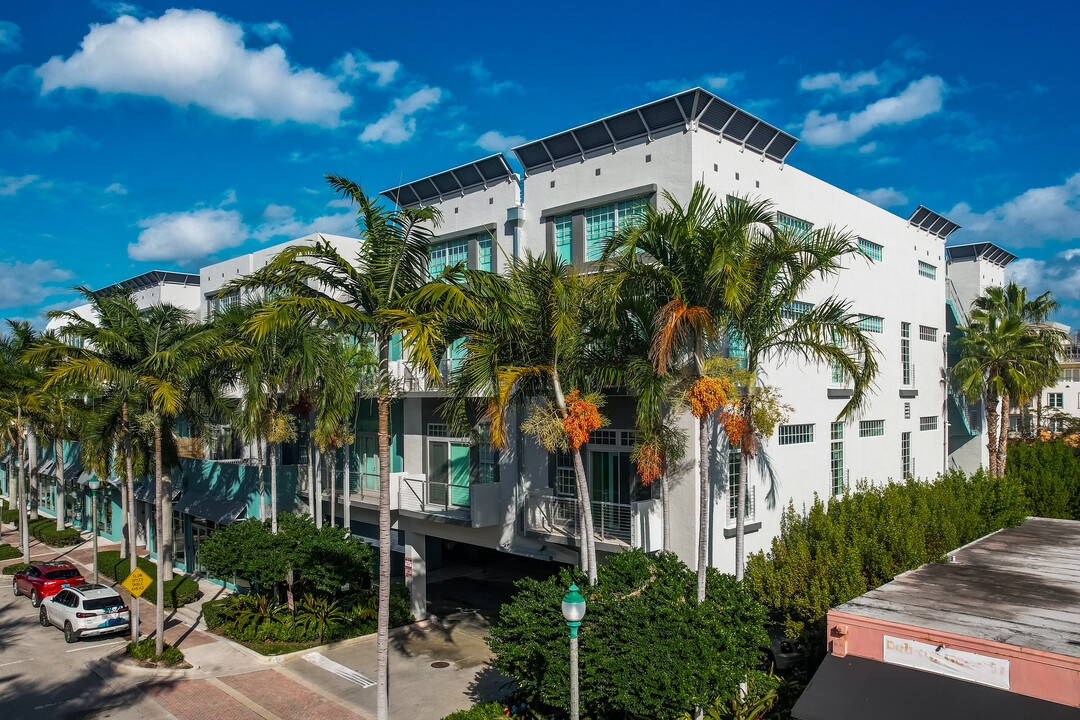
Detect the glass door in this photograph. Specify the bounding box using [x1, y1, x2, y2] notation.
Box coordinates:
[428, 442, 448, 506]
[449, 443, 471, 507]
[589, 450, 621, 530]
[191, 518, 216, 575]
[356, 434, 380, 492]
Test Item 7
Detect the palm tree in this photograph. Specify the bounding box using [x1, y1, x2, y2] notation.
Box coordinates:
[234, 175, 455, 720]
[444, 253, 610, 584]
[37, 382, 87, 532]
[604, 185, 878, 586]
[0, 321, 43, 563]
[37, 301, 221, 655]
[957, 283, 1064, 476]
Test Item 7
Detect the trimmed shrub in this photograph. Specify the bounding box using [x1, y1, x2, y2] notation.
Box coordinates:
[440, 702, 507, 720]
[0, 543, 20, 560]
[202, 597, 229, 630]
[1005, 440, 1080, 519]
[3, 562, 29, 575]
[126, 638, 184, 666]
[1, 506, 17, 524]
[96, 550, 201, 608]
[25, 518, 82, 547]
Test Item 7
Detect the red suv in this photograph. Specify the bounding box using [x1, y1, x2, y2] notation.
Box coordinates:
[12, 562, 86, 607]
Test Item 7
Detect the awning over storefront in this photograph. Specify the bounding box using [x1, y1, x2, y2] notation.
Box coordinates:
[792, 655, 1080, 720]
[171, 491, 247, 525]
[132, 481, 181, 503]
[76, 471, 121, 488]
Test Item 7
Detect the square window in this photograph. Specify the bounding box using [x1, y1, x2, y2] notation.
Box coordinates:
[645, 154, 652, 163]
[918, 261, 937, 279]
[1050, 393, 1064, 408]
[858, 238, 883, 262]
[860, 420, 885, 437]
[920, 416, 938, 431]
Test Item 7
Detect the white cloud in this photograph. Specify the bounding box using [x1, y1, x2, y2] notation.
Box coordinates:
[0, 260, 73, 310]
[2, 127, 94, 153]
[104, 182, 127, 194]
[36, 9, 352, 126]
[129, 207, 250, 262]
[220, 188, 237, 206]
[0, 174, 39, 195]
[254, 204, 354, 242]
[334, 51, 400, 88]
[801, 76, 946, 147]
[250, 21, 290, 44]
[799, 70, 880, 94]
[475, 130, 525, 153]
[91, 1, 145, 19]
[0, 21, 21, 53]
[645, 73, 743, 96]
[856, 187, 908, 209]
[1007, 253, 1080, 326]
[360, 86, 442, 144]
[858, 142, 878, 154]
[458, 60, 521, 95]
[948, 172, 1080, 248]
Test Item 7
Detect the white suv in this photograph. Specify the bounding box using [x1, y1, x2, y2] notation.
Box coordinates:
[39, 584, 130, 643]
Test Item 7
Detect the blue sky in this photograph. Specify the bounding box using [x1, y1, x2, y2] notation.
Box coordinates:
[3, 1, 1080, 326]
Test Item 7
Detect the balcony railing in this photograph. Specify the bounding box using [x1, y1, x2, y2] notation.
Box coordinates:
[524, 492, 632, 545]
[398, 474, 470, 518]
[348, 471, 381, 504]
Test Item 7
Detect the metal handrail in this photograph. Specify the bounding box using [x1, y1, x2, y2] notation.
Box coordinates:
[525, 493, 632, 544]
[398, 474, 470, 514]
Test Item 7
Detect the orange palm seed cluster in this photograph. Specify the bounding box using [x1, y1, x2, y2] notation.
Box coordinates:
[688, 376, 733, 419]
[563, 390, 603, 450]
[636, 443, 663, 485]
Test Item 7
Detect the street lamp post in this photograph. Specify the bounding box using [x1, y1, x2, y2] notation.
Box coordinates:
[561, 583, 587, 720]
[88, 476, 101, 584]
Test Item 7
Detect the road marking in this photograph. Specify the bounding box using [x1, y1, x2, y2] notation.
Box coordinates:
[34, 700, 71, 710]
[0, 658, 32, 667]
[66, 640, 125, 653]
[301, 652, 375, 688]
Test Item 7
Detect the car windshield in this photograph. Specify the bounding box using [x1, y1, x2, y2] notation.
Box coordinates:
[83, 597, 124, 611]
[44, 569, 81, 580]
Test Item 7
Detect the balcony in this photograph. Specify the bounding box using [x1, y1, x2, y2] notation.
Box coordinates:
[525, 490, 658, 549]
[398, 473, 472, 525]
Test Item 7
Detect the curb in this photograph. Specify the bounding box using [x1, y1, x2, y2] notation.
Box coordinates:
[92, 651, 199, 678]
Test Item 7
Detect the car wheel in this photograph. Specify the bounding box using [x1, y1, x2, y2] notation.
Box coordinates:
[64, 622, 78, 644]
[30, 589, 41, 608]
[39, 607, 49, 627]
[12, 578, 19, 597]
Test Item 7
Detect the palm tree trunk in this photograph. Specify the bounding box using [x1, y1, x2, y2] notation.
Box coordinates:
[570, 449, 598, 585]
[308, 419, 318, 524]
[27, 427, 38, 521]
[696, 415, 710, 600]
[257, 436, 266, 522]
[985, 389, 1000, 477]
[270, 441, 279, 533]
[1037, 393, 1044, 433]
[154, 421, 165, 657]
[125, 402, 137, 575]
[328, 447, 337, 529]
[661, 471, 671, 553]
[315, 443, 323, 529]
[18, 427, 29, 563]
[998, 395, 1011, 477]
[343, 440, 351, 532]
[55, 438, 65, 532]
[376, 340, 392, 720]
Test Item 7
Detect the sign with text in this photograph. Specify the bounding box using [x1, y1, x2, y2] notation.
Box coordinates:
[404, 556, 413, 578]
[287, 589, 294, 612]
[883, 635, 1010, 690]
[121, 567, 153, 599]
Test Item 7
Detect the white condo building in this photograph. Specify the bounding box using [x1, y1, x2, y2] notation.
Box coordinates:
[21, 89, 1048, 620]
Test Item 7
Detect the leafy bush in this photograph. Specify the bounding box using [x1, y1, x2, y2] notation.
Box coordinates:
[440, 702, 507, 720]
[683, 669, 805, 720]
[196, 514, 374, 596]
[126, 638, 185, 666]
[202, 597, 229, 630]
[2, 562, 28, 575]
[745, 468, 1028, 650]
[0, 543, 20, 560]
[1, 507, 16, 524]
[489, 549, 768, 720]
[1005, 440, 1080, 519]
[96, 550, 202, 608]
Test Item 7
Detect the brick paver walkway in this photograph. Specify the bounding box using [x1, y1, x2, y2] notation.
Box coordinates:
[141, 679, 263, 720]
[219, 670, 366, 720]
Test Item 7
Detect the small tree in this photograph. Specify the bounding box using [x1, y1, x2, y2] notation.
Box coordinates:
[488, 549, 768, 719]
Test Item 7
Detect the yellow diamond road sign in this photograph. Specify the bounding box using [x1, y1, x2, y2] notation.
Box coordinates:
[122, 567, 153, 598]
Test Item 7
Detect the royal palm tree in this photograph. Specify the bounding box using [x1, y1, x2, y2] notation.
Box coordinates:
[0, 321, 43, 563]
[234, 175, 456, 720]
[957, 283, 1064, 476]
[604, 185, 878, 586]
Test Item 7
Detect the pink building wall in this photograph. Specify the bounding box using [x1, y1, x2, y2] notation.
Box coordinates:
[828, 610, 1080, 708]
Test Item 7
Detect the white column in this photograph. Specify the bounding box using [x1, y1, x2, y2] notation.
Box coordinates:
[404, 531, 428, 620]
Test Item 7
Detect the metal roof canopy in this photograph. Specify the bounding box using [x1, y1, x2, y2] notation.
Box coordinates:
[511, 88, 799, 175]
[94, 270, 200, 297]
[945, 242, 1018, 267]
[381, 154, 515, 207]
[907, 205, 961, 239]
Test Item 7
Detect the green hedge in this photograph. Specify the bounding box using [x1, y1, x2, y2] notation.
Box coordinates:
[3, 562, 28, 575]
[26, 518, 83, 547]
[2, 503, 19, 524]
[202, 597, 229, 630]
[0, 543, 20, 560]
[96, 550, 201, 608]
[440, 702, 507, 720]
[746, 468, 1028, 647]
[126, 638, 185, 666]
[1005, 440, 1080, 519]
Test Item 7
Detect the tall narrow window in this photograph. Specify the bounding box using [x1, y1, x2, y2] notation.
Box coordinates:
[831, 360, 845, 385]
[555, 451, 575, 497]
[554, 215, 573, 263]
[727, 445, 753, 522]
[729, 330, 747, 369]
[901, 322, 911, 385]
[830, 422, 844, 496]
[584, 204, 616, 261]
[901, 431, 912, 478]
